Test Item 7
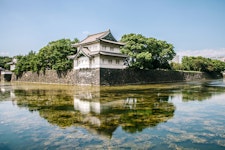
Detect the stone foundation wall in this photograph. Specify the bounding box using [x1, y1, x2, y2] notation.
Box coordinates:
[100, 69, 214, 85]
[11, 69, 100, 85]
[74, 68, 100, 85]
[11, 69, 221, 85]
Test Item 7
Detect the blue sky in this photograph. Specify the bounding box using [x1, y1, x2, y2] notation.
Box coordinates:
[1, 0, 225, 57]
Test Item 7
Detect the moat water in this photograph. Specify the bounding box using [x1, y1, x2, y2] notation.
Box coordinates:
[0, 80, 225, 149]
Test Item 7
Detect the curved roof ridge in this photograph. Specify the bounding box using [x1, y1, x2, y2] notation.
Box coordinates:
[79, 30, 110, 44]
[97, 29, 110, 39]
[89, 29, 110, 37]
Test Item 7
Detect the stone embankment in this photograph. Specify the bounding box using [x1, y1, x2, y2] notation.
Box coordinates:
[11, 69, 222, 86]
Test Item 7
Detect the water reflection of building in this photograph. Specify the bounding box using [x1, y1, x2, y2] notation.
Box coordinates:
[72, 88, 175, 136]
[0, 85, 16, 104]
[73, 92, 139, 138]
[74, 98, 101, 114]
[0, 85, 15, 98]
[74, 95, 137, 114]
[124, 97, 137, 109]
[9, 84, 175, 138]
[73, 91, 138, 128]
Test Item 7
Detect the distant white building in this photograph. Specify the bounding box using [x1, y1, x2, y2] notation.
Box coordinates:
[171, 55, 181, 63]
[69, 30, 127, 70]
[211, 56, 225, 62]
[7, 58, 17, 71]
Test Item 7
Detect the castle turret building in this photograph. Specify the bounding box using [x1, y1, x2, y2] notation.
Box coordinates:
[69, 30, 127, 70]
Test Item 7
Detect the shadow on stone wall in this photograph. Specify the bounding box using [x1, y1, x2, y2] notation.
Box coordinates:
[1, 74, 12, 82]
[100, 68, 219, 85]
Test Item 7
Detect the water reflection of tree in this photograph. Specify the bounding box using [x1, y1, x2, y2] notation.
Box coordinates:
[0, 90, 10, 100]
[120, 100, 174, 133]
[182, 85, 225, 102]
[13, 86, 175, 137]
[14, 89, 76, 127]
[0, 85, 14, 101]
[75, 88, 175, 135]
[8, 80, 225, 138]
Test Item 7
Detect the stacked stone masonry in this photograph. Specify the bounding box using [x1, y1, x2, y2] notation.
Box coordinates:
[11, 69, 222, 85]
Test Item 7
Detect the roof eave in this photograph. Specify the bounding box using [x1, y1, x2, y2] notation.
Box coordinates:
[99, 52, 128, 58]
[98, 29, 110, 39]
[72, 40, 100, 47]
[67, 55, 76, 59]
[100, 39, 125, 46]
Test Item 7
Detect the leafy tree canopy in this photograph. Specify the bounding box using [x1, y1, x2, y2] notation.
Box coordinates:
[0, 56, 12, 70]
[14, 38, 79, 76]
[181, 56, 225, 73]
[120, 33, 176, 70]
[14, 51, 37, 76]
[37, 38, 78, 72]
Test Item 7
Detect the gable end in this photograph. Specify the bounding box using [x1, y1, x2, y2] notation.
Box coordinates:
[102, 32, 117, 42]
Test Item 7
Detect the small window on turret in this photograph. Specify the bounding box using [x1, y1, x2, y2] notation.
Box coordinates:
[108, 59, 112, 64]
[102, 46, 106, 50]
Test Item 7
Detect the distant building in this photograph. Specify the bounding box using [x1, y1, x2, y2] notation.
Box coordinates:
[0, 70, 12, 82]
[7, 58, 17, 71]
[0, 67, 4, 75]
[211, 57, 225, 62]
[68, 30, 127, 70]
[1, 58, 16, 82]
[171, 55, 181, 64]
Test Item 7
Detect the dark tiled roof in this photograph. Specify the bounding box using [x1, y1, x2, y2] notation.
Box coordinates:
[72, 30, 110, 47]
[72, 30, 124, 47]
[68, 47, 127, 59]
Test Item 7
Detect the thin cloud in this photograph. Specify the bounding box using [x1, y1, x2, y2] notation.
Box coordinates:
[177, 48, 225, 58]
[0, 51, 10, 56]
[82, 31, 90, 36]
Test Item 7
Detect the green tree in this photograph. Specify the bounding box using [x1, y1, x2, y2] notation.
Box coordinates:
[171, 62, 183, 70]
[120, 33, 176, 70]
[14, 38, 78, 76]
[37, 38, 78, 72]
[181, 56, 225, 73]
[210, 59, 225, 72]
[0, 56, 12, 70]
[14, 51, 37, 76]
